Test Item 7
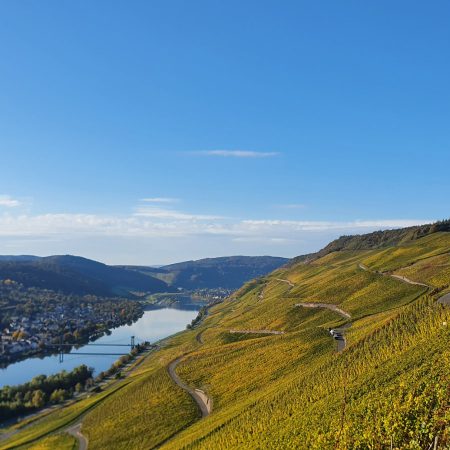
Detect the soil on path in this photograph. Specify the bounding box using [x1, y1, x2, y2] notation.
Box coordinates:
[295, 302, 352, 319]
[389, 274, 430, 288]
[167, 357, 212, 417]
[295, 302, 351, 351]
[66, 423, 88, 450]
[275, 278, 295, 288]
[359, 263, 431, 288]
[438, 292, 450, 306]
[196, 330, 204, 344]
[229, 329, 285, 335]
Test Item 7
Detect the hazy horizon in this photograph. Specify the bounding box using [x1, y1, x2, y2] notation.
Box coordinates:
[1, 1, 449, 264]
[0, 219, 439, 265]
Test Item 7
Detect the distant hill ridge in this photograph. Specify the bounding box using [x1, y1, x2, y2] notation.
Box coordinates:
[289, 219, 450, 266]
[0, 255, 40, 262]
[0, 255, 169, 297]
[2, 221, 447, 296]
[0, 255, 289, 296]
[15, 221, 448, 449]
[119, 255, 289, 290]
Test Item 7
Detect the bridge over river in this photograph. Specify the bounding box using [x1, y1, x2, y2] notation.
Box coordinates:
[0, 307, 199, 388]
[45, 336, 147, 362]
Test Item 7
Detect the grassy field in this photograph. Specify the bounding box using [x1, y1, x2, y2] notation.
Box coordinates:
[3, 230, 449, 449]
[25, 434, 76, 450]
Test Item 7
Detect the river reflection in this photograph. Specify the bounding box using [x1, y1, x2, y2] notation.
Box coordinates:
[0, 307, 198, 388]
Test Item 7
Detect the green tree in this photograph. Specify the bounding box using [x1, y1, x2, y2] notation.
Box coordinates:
[31, 389, 46, 408]
[49, 389, 67, 404]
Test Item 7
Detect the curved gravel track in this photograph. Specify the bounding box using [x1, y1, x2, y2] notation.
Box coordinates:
[67, 423, 88, 450]
[295, 302, 351, 351]
[167, 357, 212, 417]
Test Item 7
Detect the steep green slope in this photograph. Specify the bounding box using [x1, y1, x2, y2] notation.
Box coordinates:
[3, 230, 449, 450]
[82, 367, 198, 449]
[84, 231, 450, 448]
[289, 219, 450, 266]
[159, 232, 449, 449]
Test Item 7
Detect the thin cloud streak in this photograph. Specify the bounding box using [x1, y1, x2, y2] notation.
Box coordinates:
[240, 219, 428, 232]
[0, 212, 432, 240]
[133, 206, 224, 221]
[140, 197, 180, 203]
[276, 203, 306, 209]
[0, 195, 21, 207]
[191, 150, 279, 158]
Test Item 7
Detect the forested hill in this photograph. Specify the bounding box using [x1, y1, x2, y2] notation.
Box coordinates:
[120, 256, 289, 290]
[0, 255, 169, 297]
[289, 219, 450, 266]
[0, 255, 40, 262]
[0, 254, 288, 297]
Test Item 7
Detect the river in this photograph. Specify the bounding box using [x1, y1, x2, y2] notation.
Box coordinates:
[0, 307, 199, 388]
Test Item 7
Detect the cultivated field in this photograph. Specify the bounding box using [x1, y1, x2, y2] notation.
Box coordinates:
[1, 231, 449, 449]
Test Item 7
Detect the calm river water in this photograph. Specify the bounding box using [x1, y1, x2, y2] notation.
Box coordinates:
[0, 307, 198, 388]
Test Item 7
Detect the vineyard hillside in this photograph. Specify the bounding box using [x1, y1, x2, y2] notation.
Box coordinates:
[1, 229, 449, 450]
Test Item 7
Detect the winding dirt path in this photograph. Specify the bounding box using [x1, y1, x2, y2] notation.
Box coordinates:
[438, 292, 450, 306]
[389, 274, 430, 288]
[275, 278, 295, 288]
[295, 303, 351, 351]
[359, 263, 431, 288]
[334, 323, 351, 352]
[167, 357, 212, 417]
[196, 330, 204, 344]
[66, 423, 88, 450]
[295, 302, 352, 319]
[229, 329, 285, 335]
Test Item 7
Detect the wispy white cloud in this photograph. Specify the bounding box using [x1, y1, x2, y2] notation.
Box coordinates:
[0, 211, 431, 241]
[276, 203, 306, 209]
[140, 197, 180, 203]
[0, 212, 434, 264]
[0, 195, 21, 208]
[192, 150, 279, 158]
[133, 206, 223, 221]
[232, 237, 294, 244]
[239, 219, 427, 232]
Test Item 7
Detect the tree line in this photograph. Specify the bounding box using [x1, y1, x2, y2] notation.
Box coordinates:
[0, 365, 93, 421]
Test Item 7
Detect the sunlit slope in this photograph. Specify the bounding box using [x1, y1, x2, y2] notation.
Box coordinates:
[81, 232, 449, 448]
[394, 252, 450, 288]
[82, 367, 198, 449]
[25, 434, 76, 450]
[4, 231, 448, 449]
[160, 232, 449, 449]
[165, 299, 448, 450]
[361, 231, 450, 269]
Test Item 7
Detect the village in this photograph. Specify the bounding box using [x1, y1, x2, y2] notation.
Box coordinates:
[0, 282, 143, 365]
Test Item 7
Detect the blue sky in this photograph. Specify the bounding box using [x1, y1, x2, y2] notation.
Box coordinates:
[0, 1, 449, 264]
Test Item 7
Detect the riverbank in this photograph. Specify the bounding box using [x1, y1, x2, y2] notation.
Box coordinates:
[0, 303, 205, 449]
[0, 309, 143, 369]
[0, 298, 217, 447]
[0, 308, 199, 389]
[0, 342, 154, 426]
